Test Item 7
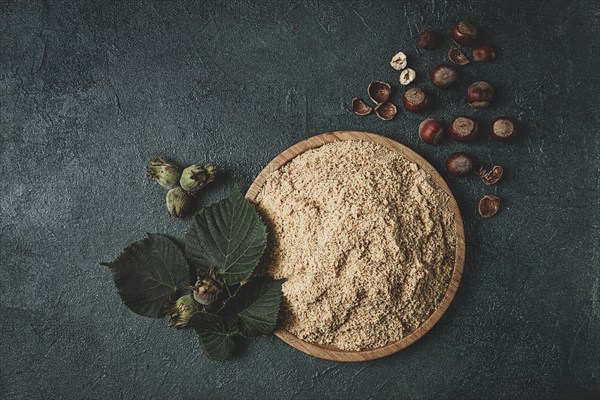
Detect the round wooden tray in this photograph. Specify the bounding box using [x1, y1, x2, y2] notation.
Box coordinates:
[246, 131, 465, 362]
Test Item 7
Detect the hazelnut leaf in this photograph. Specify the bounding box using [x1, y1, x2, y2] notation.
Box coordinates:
[185, 188, 267, 286]
[101, 234, 190, 318]
[190, 312, 237, 360]
[219, 277, 284, 337]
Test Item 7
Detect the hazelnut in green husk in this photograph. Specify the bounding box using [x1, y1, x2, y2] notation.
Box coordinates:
[193, 268, 223, 306]
[146, 157, 182, 190]
[167, 294, 198, 329]
[166, 187, 192, 218]
[180, 164, 216, 194]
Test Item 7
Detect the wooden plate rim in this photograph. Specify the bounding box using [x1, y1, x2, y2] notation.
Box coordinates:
[246, 131, 465, 362]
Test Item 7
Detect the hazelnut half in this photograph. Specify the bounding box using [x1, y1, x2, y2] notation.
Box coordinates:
[492, 118, 517, 141]
[446, 152, 475, 176]
[431, 64, 458, 88]
[419, 119, 444, 144]
[390, 52, 408, 71]
[449, 116, 479, 142]
[451, 20, 478, 46]
[374, 102, 397, 121]
[467, 81, 495, 109]
[399, 68, 416, 85]
[403, 87, 430, 113]
[473, 44, 497, 61]
[478, 195, 501, 218]
[351, 98, 372, 116]
[478, 165, 504, 185]
[448, 47, 470, 66]
[368, 81, 392, 105]
[417, 29, 439, 49]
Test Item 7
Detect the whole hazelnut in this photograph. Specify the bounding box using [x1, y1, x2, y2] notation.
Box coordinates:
[446, 152, 475, 176]
[419, 119, 444, 144]
[473, 44, 497, 61]
[491, 118, 517, 141]
[431, 64, 458, 88]
[451, 21, 478, 46]
[467, 81, 495, 109]
[417, 29, 439, 49]
[449, 116, 479, 142]
[403, 88, 430, 113]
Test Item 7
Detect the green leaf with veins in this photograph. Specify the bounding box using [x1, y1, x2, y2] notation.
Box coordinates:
[190, 312, 237, 360]
[220, 277, 284, 337]
[185, 188, 267, 285]
[101, 234, 190, 318]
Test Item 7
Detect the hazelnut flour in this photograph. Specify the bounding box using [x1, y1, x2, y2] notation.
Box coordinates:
[255, 140, 456, 351]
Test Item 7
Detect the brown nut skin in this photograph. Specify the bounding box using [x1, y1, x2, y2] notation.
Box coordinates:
[368, 81, 392, 105]
[449, 116, 479, 142]
[446, 152, 475, 176]
[467, 81, 496, 109]
[419, 119, 444, 144]
[431, 64, 458, 88]
[417, 29, 439, 49]
[473, 44, 497, 61]
[452, 21, 478, 46]
[492, 118, 518, 141]
[478, 165, 504, 185]
[403, 88, 430, 113]
[351, 98, 372, 116]
[374, 102, 397, 121]
[478, 195, 501, 218]
[448, 48, 470, 65]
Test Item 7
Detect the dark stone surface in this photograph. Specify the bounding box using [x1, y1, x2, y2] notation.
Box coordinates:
[1, 0, 599, 399]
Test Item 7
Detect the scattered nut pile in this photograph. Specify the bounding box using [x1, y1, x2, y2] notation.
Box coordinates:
[146, 157, 216, 218]
[351, 20, 518, 218]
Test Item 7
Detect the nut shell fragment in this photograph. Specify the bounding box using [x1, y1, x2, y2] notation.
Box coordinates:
[390, 52, 408, 70]
[478, 165, 504, 185]
[448, 48, 470, 65]
[478, 195, 501, 218]
[399, 68, 416, 85]
[351, 98, 373, 116]
[374, 102, 397, 121]
[368, 81, 392, 105]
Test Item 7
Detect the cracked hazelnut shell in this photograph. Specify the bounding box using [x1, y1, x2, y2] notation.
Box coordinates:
[478, 195, 501, 218]
[492, 118, 517, 141]
[478, 165, 504, 185]
[368, 81, 392, 105]
[448, 47, 470, 65]
[431, 64, 458, 88]
[374, 102, 397, 121]
[351, 98, 372, 116]
[402, 87, 430, 113]
[449, 116, 479, 142]
[452, 21, 478, 46]
[467, 81, 495, 109]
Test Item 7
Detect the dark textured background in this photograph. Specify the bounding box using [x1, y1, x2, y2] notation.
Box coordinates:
[1, 0, 599, 399]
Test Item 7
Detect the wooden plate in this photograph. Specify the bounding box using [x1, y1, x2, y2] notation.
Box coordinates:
[246, 131, 465, 362]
